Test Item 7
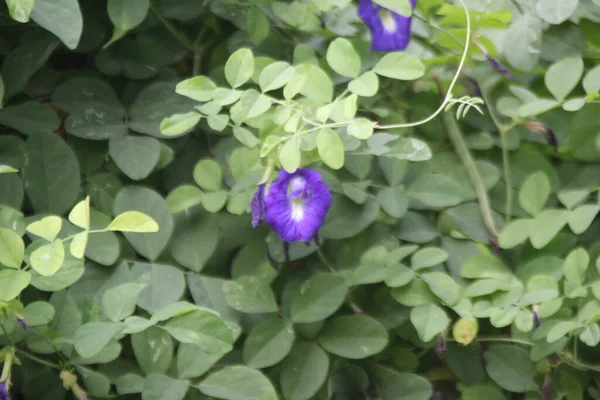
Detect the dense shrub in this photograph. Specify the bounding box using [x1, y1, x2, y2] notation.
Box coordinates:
[1, 0, 600, 399]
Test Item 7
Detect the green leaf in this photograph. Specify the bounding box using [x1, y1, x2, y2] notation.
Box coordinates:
[232, 126, 260, 148]
[23, 132, 81, 215]
[374, 53, 425, 80]
[279, 137, 301, 173]
[259, 61, 295, 92]
[347, 118, 375, 140]
[30, 252, 83, 292]
[410, 304, 450, 342]
[243, 315, 295, 368]
[30, 0, 83, 49]
[317, 128, 344, 170]
[102, 282, 147, 322]
[132, 263, 185, 313]
[225, 48, 254, 88]
[385, 263, 415, 288]
[568, 204, 600, 234]
[294, 64, 333, 103]
[373, 0, 412, 16]
[175, 76, 216, 102]
[376, 186, 408, 218]
[411, 247, 448, 270]
[498, 219, 532, 249]
[461, 252, 511, 279]
[291, 273, 348, 323]
[114, 186, 174, 260]
[484, 345, 536, 392]
[529, 209, 569, 249]
[166, 185, 203, 214]
[318, 315, 388, 359]
[421, 272, 461, 306]
[64, 103, 126, 140]
[132, 327, 173, 374]
[68, 197, 90, 230]
[193, 159, 222, 192]
[0, 228, 23, 269]
[518, 171, 551, 216]
[280, 340, 329, 400]
[223, 276, 278, 314]
[107, 211, 159, 233]
[564, 248, 589, 286]
[108, 0, 149, 31]
[535, 0, 579, 25]
[201, 191, 228, 213]
[30, 241, 65, 277]
[374, 366, 432, 400]
[247, 7, 270, 44]
[23, 301, 55, 326]
[6, 0, 34, 22]
[0, 269, 31, 301]
[198, 366, 278, 400]
[163, 310, 233, 353]
[69, 231, 88, 259]
[160, 112, 201, 137]
[326, 38, 361, 78]
[514, 309, 534, 332]
[142, 374, 188, 400]
[579, 323, 600, 346]
[544, 56, 583, 101]
[583, 65, 600, 94]
[74, 322, 121, 358]
[177, 343, 223, 379]
[407, 173, 462, 208]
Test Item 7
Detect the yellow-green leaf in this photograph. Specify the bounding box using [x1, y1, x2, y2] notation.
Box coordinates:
[30, 241, 65, 276]
[26, 216, 63, 242]
[68, 196, 90, 229]
[107, 211, 159, 233]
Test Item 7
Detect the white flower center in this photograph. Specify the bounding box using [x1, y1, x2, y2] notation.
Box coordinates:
[379, 9, 397, 33]
[290, 198, 305, 221]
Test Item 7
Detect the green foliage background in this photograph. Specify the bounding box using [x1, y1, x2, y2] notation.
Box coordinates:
[1, 0, 600, 399]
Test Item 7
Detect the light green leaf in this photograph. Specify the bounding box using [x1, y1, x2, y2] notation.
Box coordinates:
[6, 0, 34, 22]
[279, 137, 301, 173]
[583, 65, 600, 94]
[294, 64, 333, 103]
[544, 56, 584, 101]
[201, 191, 228, 213]
[68, 197, 90, 230]
[30, 240, 65, 276]
[207, 114, 230, 132]
[223, 276, 278, 314]
[564, 248, 589, 286]
[225, 48, 254, 88]
[232, 126, 260, 148]
[498, 219, 532, 249]
[406, 173, 462, 208]
[326, 38, 361, 78]
[291, 273, 348, 323]
[318, 315, 388, 359]
[535, 0, 579, 25]
[30, 0, 83, 49]
[198, 366, 278, 400]
[529, 209, 569, 249]
[385, 263, 415, 287]
[0, 269, 31, 301]
[421, 272, 461, 306]
[411, 247, 448, 270]
[193, 159, 222, 192]
[176, 76, 216, 102]
[247, 7, 270, 44]
[259, 61, 295, 92]
[142, 373, 188, 400]
[107, 211, 159, 233]
[347, 118, 375, 140]
[160, 112, 201, 137]
[410, 304, 450, 342]
[166, 185, 203, 214]
[69, 231, 88, 259]
[374, 53, 425, 80]
[107, 0, 149, 31]
[348, 71, 379, 97]
[568, 204, 600, 234]
[26, 216, 62, 242]
[518, 171, 551, 216]
[102, 282, 147, 322]
[317, 128, 344, 169]
[0, 228, 24, 269]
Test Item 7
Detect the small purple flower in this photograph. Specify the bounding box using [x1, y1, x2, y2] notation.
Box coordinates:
[358, 0, 415, 52]
[259, 169, 331, 243]
[251, 184, 266, 228]
[16, 317, 27, 331]
[0, 381, 10, 400]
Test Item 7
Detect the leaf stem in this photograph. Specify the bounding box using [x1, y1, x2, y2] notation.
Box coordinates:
[443, 110, 498, 238]
[375, 0, 471, 130]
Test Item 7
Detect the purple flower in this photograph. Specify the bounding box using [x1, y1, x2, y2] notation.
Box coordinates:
[0, 381, 10, 400]
[251, 184, 266, 228]
[358, 0, 415, 52]
[16, 317, 27, 331]
[257, 169, 331, 243]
